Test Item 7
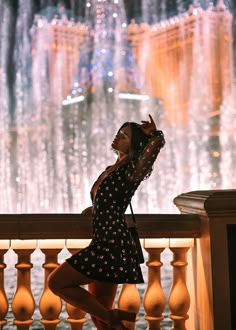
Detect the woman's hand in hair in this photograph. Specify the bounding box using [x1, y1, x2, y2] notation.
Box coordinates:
[139, 114, 157, 136]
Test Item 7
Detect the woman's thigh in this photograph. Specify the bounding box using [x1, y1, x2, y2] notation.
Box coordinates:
[48, 261, 93, 290]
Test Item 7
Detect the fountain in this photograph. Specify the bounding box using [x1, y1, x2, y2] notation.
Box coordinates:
[0, 0, 161, 214]
[0, 0, 234, 215]
[0, 1, 236, 217]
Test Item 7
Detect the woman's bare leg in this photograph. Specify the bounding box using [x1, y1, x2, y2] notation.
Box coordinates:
[88, 282, 118, 329]
[48, 262, 110, 323]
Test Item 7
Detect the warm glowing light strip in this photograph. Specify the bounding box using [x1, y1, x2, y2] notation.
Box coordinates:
[118, 93, 150, 101]
[62, 95, 85, 105]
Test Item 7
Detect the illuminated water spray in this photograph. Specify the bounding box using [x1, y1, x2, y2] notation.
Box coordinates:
[0, 1, 235, 214]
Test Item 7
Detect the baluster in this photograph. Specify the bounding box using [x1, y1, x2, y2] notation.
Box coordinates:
[65, 239, 88, 330]
[0, 240, 10, 328]
[11, 240, 36, 330]
[168, 243, 191, 330]
[38, 240, 65, 330]
[143, 239, 168, 330]
[66, 301, 87, 330]
[117, 284, 140, 329]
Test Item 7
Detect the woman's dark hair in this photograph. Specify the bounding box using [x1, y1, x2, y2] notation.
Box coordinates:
[118, 122, 150, 160]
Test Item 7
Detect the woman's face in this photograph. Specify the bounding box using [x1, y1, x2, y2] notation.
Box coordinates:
[111, 125, 131, 155]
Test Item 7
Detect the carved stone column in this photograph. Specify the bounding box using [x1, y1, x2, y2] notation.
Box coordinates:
[118, 283, 140, 329]
[143, 240, 167, 330]
[66, 303, 87, 330]
[11, 240, 36, 330]
[0, 240, 9, 328]
[168, 246, 190, 330]
[39, 240, 64, 330]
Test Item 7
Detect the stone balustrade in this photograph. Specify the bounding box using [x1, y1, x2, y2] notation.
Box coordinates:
[1, 189, 236, 330]
[0, 213, 199, 330]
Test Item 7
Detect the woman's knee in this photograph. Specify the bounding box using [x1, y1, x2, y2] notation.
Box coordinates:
[47, 269, 62, 294]
[47, 261, 91, 294]
[47, 262, 68, 293]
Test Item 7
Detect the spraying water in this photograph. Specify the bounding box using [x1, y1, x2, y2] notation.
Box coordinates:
[0, 0, 235, 215]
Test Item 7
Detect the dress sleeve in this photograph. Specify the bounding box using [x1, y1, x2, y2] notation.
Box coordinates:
[125, 130, 165, 182]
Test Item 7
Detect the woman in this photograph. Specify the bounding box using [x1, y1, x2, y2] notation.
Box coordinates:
[48, 114, 165, 329]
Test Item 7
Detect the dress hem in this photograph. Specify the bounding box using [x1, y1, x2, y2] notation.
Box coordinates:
[66, 259, 144, 284]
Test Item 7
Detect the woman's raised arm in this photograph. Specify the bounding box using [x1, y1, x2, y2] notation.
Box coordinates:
[126, 115, 165, 182]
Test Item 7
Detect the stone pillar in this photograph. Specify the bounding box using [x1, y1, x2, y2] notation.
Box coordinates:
[143, 243, 166, 330]
[38, 240, 64, 330]
[168, 247, 190, 330]
[11, 240, 36, 330]
[0, 240, 9, 328]
[117, 283, 140, 328]
[174, 189, 236, 330]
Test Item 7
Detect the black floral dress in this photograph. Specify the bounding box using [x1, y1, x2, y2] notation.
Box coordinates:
[66, 131, 165, 284]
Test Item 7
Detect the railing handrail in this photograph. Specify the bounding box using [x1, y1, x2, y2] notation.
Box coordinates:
[0, 213, 201, 239]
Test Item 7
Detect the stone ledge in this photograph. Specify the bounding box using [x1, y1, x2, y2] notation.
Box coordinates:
[0, 213, 201, 239]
